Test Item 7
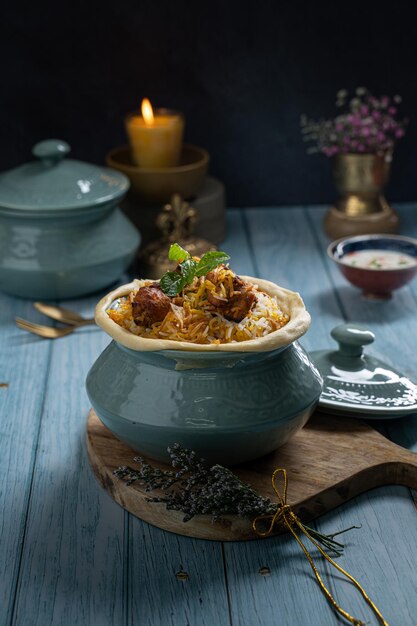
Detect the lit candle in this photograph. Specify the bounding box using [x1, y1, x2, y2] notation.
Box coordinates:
[125, 98, 185, 168]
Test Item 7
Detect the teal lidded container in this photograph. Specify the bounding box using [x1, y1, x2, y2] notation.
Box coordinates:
[0, 139, 140, 299]
[86, 278, 323, 465]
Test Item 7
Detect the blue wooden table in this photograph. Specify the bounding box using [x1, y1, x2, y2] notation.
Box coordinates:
[1, 205, 417, 626]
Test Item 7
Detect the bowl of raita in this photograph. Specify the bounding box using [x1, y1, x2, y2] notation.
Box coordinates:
[328, 234, 417, 299]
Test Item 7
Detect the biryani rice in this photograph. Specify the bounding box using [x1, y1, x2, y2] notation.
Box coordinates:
[107, 266, 289, 345]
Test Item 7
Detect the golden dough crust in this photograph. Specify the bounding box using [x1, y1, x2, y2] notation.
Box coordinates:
[95, 277, 311, 352]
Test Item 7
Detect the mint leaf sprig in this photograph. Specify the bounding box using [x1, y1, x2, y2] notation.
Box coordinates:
[159, 244, 230, 297]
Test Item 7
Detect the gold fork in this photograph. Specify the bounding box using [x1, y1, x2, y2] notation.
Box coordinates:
[15, 317, 78, 339]
[33, 302, 95, 326]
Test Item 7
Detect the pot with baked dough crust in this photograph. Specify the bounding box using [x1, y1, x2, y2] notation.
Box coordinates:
[86, 277, 322, 465]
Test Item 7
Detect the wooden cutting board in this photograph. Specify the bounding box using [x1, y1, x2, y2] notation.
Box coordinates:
[86, 409, 417, 541]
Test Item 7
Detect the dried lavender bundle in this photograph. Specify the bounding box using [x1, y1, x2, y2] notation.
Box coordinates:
[114, 443, 275, 522]
[114, 443, 358, 555]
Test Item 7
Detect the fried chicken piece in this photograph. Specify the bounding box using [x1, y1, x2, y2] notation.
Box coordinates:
[206, 269, 247, 290]
[132, 285, 171, 326]
[207, 272, 257, 322]
[205, 269, 219, 285]
[232, 275, 247, 291]
[220, 290, 257, 322]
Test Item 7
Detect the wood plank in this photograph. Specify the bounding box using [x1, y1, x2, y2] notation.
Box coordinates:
[221, 208, 259, 276]
[315, 488, 417, 626]
[0, 295, 52, 626]
[224, 532, 341, 626]
[389, 204, 417, 511]
[5, 205, 417, 626]
[87, 408, 417, 540]
[242, 206, 346, 352]
[221, 209, 339, 624]
[243, 205, 417, 625]
[313, 204, 417, 373]
[306, 204, 417, 625]
[126, 209, 336, 625]
[126, 212, 246, 626]
[11, 293, 128, 626]
[128, 519, 231, 626]
[394, 203, 417, 308]
[307, 205, 417, 449]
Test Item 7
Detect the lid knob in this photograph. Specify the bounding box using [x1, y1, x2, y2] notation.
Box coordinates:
[331, 323, 375, 358]
[32, 139, 70, 166]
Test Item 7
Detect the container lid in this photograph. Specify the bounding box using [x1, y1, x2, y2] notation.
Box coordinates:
[310, 323, 417, 419]
[0, 139, 129, 216]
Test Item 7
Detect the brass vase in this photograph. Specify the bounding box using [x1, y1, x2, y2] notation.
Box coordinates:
[324, 153, 399, 239]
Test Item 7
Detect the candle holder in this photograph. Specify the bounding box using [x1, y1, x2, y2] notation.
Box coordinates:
[106, 144, 225, 246]
[107, 144, 208, 204]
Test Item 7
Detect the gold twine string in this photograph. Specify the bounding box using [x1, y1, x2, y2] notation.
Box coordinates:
[252, 469, 389, 626]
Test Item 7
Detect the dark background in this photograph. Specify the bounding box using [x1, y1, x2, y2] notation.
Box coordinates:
[1, 1, 416, 207]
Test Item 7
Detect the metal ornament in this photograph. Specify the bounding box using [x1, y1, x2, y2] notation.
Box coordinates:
[138, 194, 217, 276]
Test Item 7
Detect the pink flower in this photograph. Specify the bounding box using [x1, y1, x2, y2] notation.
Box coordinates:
[301, 89, 406, 158]
[347, 114, 361, 126]
[323, 146, 340, 157]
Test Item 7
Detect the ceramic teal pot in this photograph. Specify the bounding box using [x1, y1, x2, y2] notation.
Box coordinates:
[86, 279, 322, 465]
[0, 139, 140, 299]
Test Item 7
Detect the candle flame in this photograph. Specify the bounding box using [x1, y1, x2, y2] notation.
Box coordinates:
[141, 98, 154, 125]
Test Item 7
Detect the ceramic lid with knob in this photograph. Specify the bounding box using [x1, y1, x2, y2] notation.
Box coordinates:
[0, 139, 130, 217]
[310, 323, 417, 418]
